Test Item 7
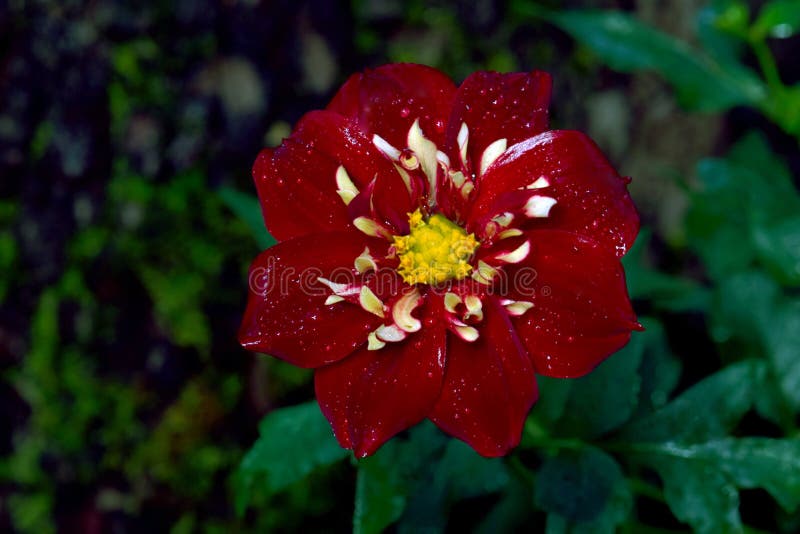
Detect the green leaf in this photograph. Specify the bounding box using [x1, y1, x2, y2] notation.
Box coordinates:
[534, 446, 631, 532]
[355, 422, 448, 533]
[219, 187, 275, 250]
[764, 299, 800, 410]
[688, 438, 800, 512]
[634, 438, 800, 532]
[555, 338, 644, 439]
[355, 451, 407, 534]
[538, 9, 765, 111]
[633, 318, 682, 416]
[622, 228, 710, 311]
[753, 215, 800, 286]
[687, 132, 800, 281]
[398, 427, 509, 531]
[656, 456, 742, 534]
[712, 272, 800, 411]
[235, 401, 348, 513]
[753, 0, 800, 39]
[621, 359, 764, 443]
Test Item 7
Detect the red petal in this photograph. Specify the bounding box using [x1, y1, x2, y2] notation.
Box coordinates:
[239, 231, 386, 368]
[506, 230, 638, 378]
[315, 295, 446, 457]
[445, 70, 551, 171]
[254, 111, 410, 241]
[468, 130, 639, 257]
[430, 296, 537, 457]
[327, 63, 457, 149]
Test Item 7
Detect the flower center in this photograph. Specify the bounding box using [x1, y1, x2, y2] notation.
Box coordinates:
[393, 209, 479, 285]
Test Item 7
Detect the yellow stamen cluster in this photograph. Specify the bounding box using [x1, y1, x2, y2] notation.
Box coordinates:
[394, 209, 479, 285]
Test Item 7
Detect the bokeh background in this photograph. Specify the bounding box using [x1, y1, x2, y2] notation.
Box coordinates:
[2, 0, 799, 532]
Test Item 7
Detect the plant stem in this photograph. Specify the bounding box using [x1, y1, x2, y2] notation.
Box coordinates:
[750, 37, 782, 92]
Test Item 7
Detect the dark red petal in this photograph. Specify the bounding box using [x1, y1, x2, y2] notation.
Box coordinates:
[468, 130, 639, 257]
[430, 296, 537, 457]
[506, 230, 639, 378]
[239, 231, 386, 368]
[254, 110, 410, 242]
[315, 295, 446, 457]
[445, 70, 551, 171]
[327, 63, 457, 149]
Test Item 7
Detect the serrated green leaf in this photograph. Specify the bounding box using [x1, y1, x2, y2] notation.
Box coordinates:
[538, 9, 765, 111]
[534, 447, 631, 531]
[753, 0, 800, 38]
[620, 359, 763, 443]
[693, 438, 800, 512]
[219, 186, 275, 250]
[235, 401, 348, 513]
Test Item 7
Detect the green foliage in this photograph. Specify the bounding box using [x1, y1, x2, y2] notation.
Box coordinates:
[219, 187, 276, 250]
[520, 6, 766, 111]
[515, 1, 800, 138]
[236, 401, 350, 514]
[753, 0, 800, 39]
[535, 447, 631, 534]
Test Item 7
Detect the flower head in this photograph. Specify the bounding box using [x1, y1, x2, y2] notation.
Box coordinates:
[240, 64, 641, 457]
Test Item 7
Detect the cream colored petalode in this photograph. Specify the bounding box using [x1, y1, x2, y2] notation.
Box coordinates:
[317, 120, 561, 349]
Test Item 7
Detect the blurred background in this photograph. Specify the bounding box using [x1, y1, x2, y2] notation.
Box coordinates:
[2, 0, 799, 532]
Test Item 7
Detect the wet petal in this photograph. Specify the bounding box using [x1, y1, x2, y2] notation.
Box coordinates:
[254, 111, 410, 241]
[468, 130, 639, 257]
[239, 231, 387, 368]
[430, 296, 537, 457]
[445, 70, 551, 173]
[505, 230, 639, 378]
[327, 63, 457, 149]
[315, 295, 446, 457]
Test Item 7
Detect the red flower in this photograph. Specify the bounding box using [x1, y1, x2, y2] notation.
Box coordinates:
[240, 64, 640, 457]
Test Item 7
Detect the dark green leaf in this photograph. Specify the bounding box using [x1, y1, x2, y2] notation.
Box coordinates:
[357, 422, 448, 534]
[398, 425, 508, 531]
[474, 479, 532, 534]
[634, 318, 682, 416]
[753, 216, 800, 286]
[693, 438, 800, 512]
[530, 376, 573, 425]
[634, 438, 800, 533]
[534, 447, 631, 531]
[712, 272, 800, 411]
[540, 9, 765, 111]
[555, 338, 644, 439]
[219, 186, 275, 250]
[753, 0, 800, 38]
[623, 228, 710, 311]
[621, 359, 764, 443]
[355, 448, 407, 534]
[687, 132, 800, 281]
[235, 401, 349, 513]
[656, 457, 742, 534]
[764, 299, 800, 410]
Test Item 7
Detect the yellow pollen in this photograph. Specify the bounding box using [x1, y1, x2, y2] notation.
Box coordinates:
[393, 209, 479, 285]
